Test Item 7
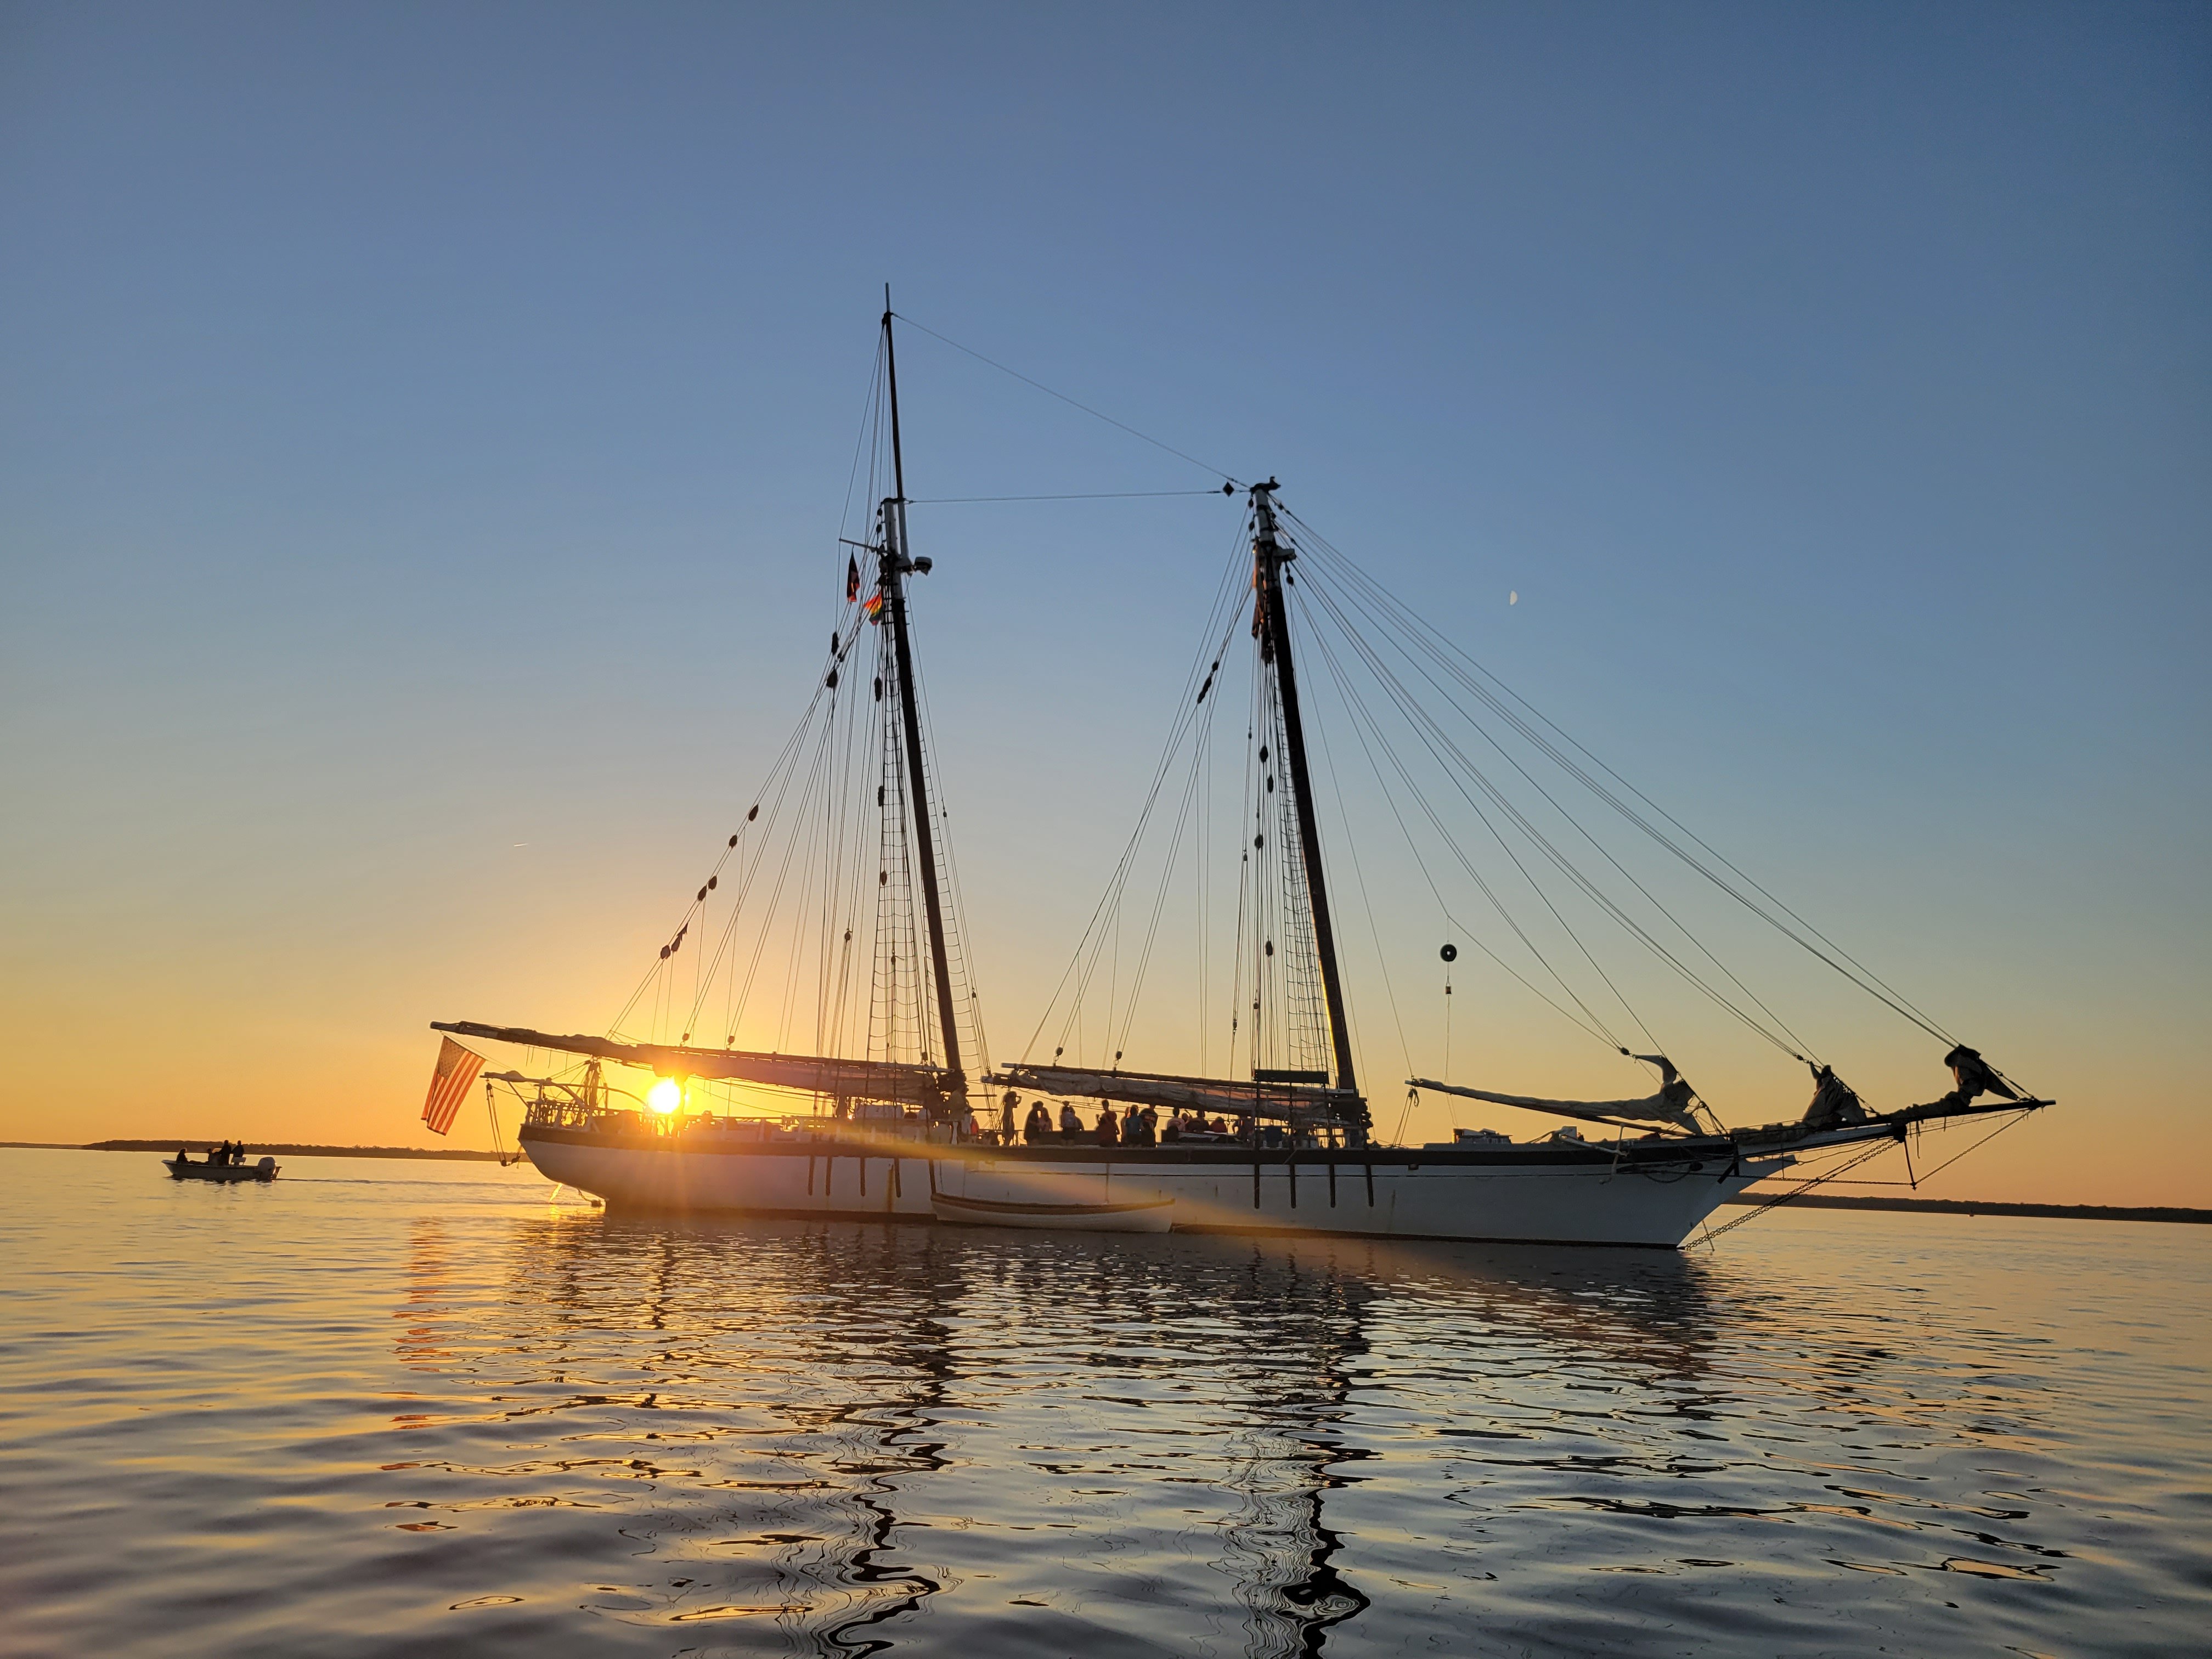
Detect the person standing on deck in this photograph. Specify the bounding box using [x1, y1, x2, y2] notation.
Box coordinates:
[1059, 1102, 1082, 1142]
[1024, 1102, 1052, 1144]
[1096, 1105, 1120, 1147]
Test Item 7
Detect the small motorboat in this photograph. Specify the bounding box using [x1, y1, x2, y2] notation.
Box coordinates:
[930, 1191, 1173, 1232]
[165, 1155, 279, 1183]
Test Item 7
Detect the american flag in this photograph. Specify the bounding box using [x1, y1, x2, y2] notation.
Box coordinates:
[421, 1036, 484, 1137]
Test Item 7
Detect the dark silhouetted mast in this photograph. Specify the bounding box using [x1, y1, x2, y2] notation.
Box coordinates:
[879, 301, 964, 1093]
[1251, 482, 1358, 1105]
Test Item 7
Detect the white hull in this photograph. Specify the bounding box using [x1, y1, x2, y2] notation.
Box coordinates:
[930, 1190, 1177, 1232]
[520, 1129, 1783, 1248]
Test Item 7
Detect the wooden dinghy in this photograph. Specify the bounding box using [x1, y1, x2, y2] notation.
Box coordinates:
[164, 1156, 279, 1183]
[930, 1191, 1174, 1232]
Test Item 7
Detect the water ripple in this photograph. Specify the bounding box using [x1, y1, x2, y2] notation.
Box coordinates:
[1, 1150, 2206, 1657]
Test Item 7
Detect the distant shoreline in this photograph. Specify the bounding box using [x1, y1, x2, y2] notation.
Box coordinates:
[8, 1141, 2203, 1221]
[5, 1142, 2205, 1220]
[1721, 1192, 2211, 1225]
[49, 1140, 511, 1163]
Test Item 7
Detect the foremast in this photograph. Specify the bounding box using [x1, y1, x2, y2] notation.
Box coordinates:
[1251, 482, 1363, 1128]
[879, 303, 966, 1113]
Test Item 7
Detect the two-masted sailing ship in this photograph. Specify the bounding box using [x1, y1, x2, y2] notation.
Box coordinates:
[431, 306, 2047, 1248]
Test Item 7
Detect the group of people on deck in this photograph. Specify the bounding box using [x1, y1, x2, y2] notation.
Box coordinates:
[178, 1140, 251, 1166]
[1016, 1101, 1235, 1147]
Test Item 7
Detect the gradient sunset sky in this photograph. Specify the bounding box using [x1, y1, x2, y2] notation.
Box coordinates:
[2, 4, 2205, 1205]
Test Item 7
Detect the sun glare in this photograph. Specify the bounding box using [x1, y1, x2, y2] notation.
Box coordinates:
[648, 1078, 682, 1115]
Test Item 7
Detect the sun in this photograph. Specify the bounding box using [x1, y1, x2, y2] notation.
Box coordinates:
[647, 1077, 683, 1115]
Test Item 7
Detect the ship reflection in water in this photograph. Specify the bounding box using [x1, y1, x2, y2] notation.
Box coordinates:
[402, 1214, 1733, 1656]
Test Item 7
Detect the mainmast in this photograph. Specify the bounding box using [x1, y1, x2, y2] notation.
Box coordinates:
[879, 301, 965, 1100]
[1251, 482, 1359, 1109]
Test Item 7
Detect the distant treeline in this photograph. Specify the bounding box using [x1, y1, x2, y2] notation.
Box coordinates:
[80, 1140, 507, 1163]
[1723, 1193, 2210, 1225]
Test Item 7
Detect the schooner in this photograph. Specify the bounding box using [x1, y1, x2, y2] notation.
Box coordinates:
[431, 304, 2046, 1247]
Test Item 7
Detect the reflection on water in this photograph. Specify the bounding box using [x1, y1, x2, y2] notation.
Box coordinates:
[2, 1150, 2208, 1658]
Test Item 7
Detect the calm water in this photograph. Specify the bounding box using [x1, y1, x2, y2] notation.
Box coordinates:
[2, 1150, 2205, 1658]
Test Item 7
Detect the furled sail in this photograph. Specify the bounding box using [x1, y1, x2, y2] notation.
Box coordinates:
[1407, 1075, 1702, 1132]
[430, 1020, 951, 1106]
[995, 1062, 1362, 1124]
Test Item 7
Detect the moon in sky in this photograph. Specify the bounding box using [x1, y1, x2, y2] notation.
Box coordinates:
[1508, 590, 1517, 605]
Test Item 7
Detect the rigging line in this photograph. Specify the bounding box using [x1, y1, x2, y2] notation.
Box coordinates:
[736, 705, 842, 1051]
[1306, 644, 1417, 1087]
[889, 310, 1240, 486]
[1302, 601, 1627, 1052]
[1038, 504, 1259, 1066]
[607, 655, 844, 1037]
[1198, 700, 1212, 1075]
[1899, 1106, 2035, 1186]
[1113, 698, 1214, 1058]
[1283, 510, 1952, 1047]
[723, 700, 844, 1041]
[908, 650, 991, 1074]
[1692, 1139, 1895, 1246]
[837, 337, 888, 577]
[776, 705, 840, 1056]
[1301, 573, 1807, 1064]
[823, 655, 877, 1057]
[910, 489, 1233, 504]
[1313, 623, 1633, 1058]
[1024, 521, 1259, 1062]
[813, 646, 857, 1055]
[879, 653, 932, 1068]
[676, 676, 842, 1041]
[1303, 646, 1415, 1110]
[1265, 657, 1330, 1076]
[1297, 548, 1820, 1063]
[1301, 579, 1666, 1053]
[1250, 659, 1274, 1076]
[1291, 548, 1814, 1066]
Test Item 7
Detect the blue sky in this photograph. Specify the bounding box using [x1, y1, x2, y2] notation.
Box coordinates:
[2, 3, 2205, 1200]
